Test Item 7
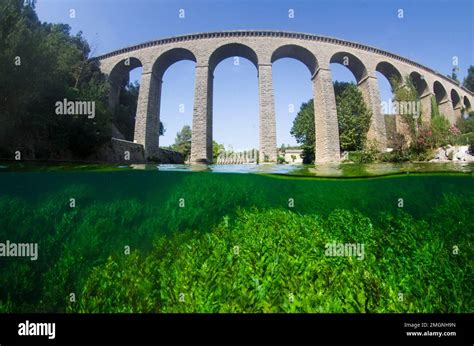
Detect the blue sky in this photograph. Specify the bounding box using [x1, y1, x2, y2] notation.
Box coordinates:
[36, 0, 473, 149]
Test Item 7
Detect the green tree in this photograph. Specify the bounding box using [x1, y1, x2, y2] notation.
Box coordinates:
[213, 140, 224, 160]
[113, 82, 165, 141]
[431, 95, 441, 118]
[290, 100, 315, 163]
[114, 82, 140, 140]
[449, 67, 459, 83]
[456, 112, 474, 134]
[172, 125, 192, 160]
[392, 76, 420, 140]
[290, 82, 371, 163]
[430, 114, 451, 147]
[0, 0, 112, 159]
[463, 65, 474, 92]
[334, 82, 372, 151]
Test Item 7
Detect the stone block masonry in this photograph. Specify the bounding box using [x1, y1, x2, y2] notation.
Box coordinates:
[96, 31, 474, 163]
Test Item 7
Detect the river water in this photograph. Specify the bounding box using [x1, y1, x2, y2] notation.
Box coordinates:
[0, 162, 472, 312]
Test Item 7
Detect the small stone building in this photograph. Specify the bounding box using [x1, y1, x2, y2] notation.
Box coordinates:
[279, 149, 304, 164]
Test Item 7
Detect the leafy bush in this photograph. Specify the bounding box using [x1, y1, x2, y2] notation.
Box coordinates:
[414, 125, 433, 152]
[393, 77, 420, 141]
[456, 113, 474, 134]
[430, 114, 451, 147]
[381, 132, 410, 162]
[448, 125, 462, 144]
[348, 141, 379, 163]
[455, 132, 474, 146]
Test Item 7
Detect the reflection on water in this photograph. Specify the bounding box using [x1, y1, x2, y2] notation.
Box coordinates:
[156, 162, 473, 177]
[1, 161, 472, 177]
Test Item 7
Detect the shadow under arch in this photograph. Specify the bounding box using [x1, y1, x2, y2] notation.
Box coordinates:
[152, 48, 197, 79]
[410, 71, 429, 97]
[376, 61, 402, 89]
[108, 57, 143, 110]
[107, 57, 144, 141]
[464, 96, 472, 110]
[450, 89, 461, 109]
[271, 44, 318, 76]
[208, 43, 258, 74]
[433, 81, 448, 104]
[109, 57, 143, 80]
[330, 51, 367, 83]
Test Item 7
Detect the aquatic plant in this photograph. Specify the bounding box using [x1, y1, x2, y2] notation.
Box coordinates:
[0, 173, 471, 313]
[74, 201, 472, 313]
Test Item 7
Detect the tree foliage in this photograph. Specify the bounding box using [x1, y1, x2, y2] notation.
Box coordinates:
[392, 76, 420, 141]
[113, 82, 165, 141]
[449, 67, 459, 83]
[213, 140, 225, 160]
[0, 0, 112, 159]
[290, 100, 315, 163]
[114, 82, 139, 141]
[431, 95, 440, 118]
[171, 125, 192, 160]
[290, 82, 371, 163]
[430, 114, 451, 147]
[334, 82, 371, 152]
[463, 65, 474, 92]
[456, 112, 474, 134]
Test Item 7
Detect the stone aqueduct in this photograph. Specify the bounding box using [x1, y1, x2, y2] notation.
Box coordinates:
[94, 30, 474, 163]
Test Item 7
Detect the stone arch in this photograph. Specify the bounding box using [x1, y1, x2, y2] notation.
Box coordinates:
[108, 57, 143, 110]
[150, 48, 197, 151]
[330, 51, 367, 83]
[374, 62, 402, 148]
[464, 96, 472, 110]
[376, 61, 402, 88]
[204, 43, 259, 162]
[152, 48, 197, 79]
[208, 43, 258, 73]
[271, 44, 316, 159]
[109, 57, 143, 80]
[329, 51, 386, 151]
[108, 57, 144, 140]
[410, 71, 429, 96]
[271, 44, 318, 75]
[433, 81, 448, 103]
[95, 30, 474, 163]
[450, 89, 461, 109]
[133, 49, 197, 158]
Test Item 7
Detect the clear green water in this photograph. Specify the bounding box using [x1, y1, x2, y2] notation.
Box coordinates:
[0, 163, 472, 312]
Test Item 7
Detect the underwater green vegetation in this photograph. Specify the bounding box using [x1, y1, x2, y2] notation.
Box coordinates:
[0, 170, 472, 313]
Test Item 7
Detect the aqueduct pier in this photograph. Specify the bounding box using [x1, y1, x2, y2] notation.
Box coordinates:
[94, 30, 474, 163]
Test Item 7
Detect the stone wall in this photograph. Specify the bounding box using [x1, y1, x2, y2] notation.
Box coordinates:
[90, 138, 184, 164]
[88, 138, 146, 162]
[153, 148, 185, 164]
